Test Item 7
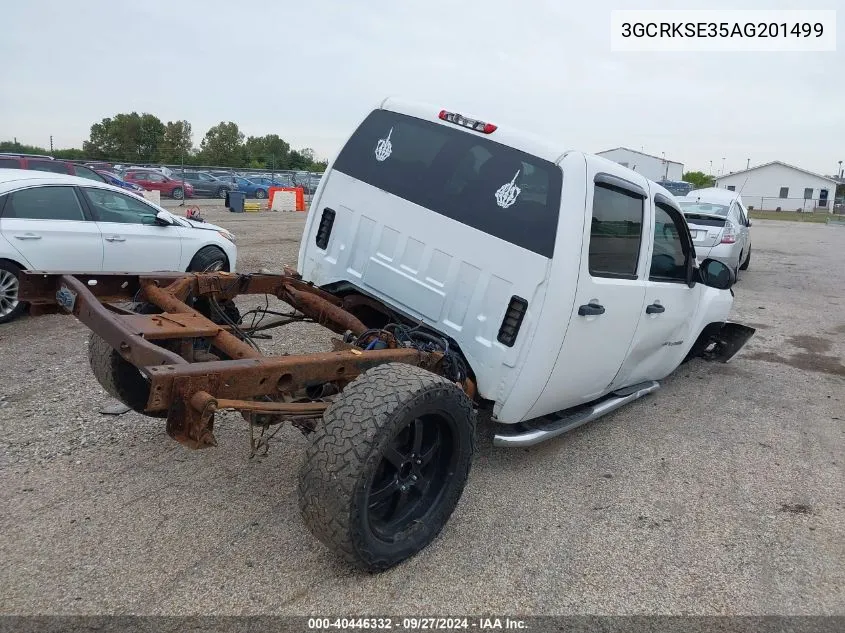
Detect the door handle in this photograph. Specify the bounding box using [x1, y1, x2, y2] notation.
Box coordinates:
[105, 235, 126, 242]
[14, 233, 41, 240]
[578, 302, 605, 316]
[646, 303, 665, 314]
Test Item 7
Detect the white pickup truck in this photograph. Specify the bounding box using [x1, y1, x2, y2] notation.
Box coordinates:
[20, 98, 755, 572]
[298, 98, 756, 446]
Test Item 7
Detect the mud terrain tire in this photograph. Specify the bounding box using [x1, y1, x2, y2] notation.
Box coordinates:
[298, 362, 476, 571]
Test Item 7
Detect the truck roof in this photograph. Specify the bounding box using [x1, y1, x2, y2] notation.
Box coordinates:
[380, 97, 569, 165]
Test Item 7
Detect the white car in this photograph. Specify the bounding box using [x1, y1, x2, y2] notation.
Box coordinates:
[678, 188, 752, 273]
[0, 169, 237, 323]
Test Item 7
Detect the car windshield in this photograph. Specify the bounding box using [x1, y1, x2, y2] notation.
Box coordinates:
[678, 201, 730, 216]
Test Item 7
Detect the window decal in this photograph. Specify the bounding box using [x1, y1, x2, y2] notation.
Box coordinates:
[374, 127, 393, 162]
[495, 170, 521, 209]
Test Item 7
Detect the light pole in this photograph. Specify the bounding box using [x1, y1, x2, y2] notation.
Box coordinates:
[838, 160, 842, 178]
[709, 160, 713, 176]
[746, 158, 750, 170]
[179, 150, 185, 207]
[721, 157, 726, 176]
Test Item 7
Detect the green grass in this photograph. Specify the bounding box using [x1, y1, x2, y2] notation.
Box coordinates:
[748, 210, 831, 223]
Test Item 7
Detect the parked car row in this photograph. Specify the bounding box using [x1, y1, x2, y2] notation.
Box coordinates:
[115, 168, 316, 199]
[0, 156, 325, 199]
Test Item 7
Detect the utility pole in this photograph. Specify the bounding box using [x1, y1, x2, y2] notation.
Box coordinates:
[709, 160, 713, 176]
[721, 157, 726, 175]
[838, 160, 842, 179]
[50, 135, 53, 153]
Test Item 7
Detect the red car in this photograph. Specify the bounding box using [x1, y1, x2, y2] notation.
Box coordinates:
[123, 169, 194, 200]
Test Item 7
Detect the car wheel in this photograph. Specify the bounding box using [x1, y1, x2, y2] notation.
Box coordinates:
[171, 187, 184, 200]
[0, 261, 27, 324]
[255, 188, 267, 199]
[739, 248, 750, 271]
[188, 246, 228, 272]
[216, 187, 229, 199]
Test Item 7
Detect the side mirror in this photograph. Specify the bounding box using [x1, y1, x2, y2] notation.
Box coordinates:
[155, 210, 174, 226]
[697, 258, 735, 290]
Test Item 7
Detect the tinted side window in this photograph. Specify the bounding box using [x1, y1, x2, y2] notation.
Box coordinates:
[588, 184, 644, 279]
[73, 165, 106, 182]
[650, 204, 687, 282]
[0, 158, 23, 169]
[5, 186, 85, 221]
[28, 160, 70, 174]
[146, 173, 165, 182]
[82, 187, 160, 225]
[332, 109, 562, 258]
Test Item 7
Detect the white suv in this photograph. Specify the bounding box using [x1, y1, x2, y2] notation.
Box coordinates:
[0, 170, 237, 323]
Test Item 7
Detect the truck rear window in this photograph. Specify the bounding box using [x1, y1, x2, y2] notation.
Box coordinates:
[332, 110, 563, 258]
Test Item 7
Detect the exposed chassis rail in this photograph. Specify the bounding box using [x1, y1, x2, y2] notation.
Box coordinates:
[19, 270, 447, 450]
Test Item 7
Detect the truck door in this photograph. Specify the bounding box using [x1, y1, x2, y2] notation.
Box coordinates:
[523, 168, 649, 418]
[610, 193, 702, 389]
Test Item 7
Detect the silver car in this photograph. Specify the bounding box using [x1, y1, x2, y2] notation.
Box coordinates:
[678, 188, 752, 274]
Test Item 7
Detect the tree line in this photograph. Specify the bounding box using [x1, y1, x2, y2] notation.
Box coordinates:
[681, 171, 715, 188]
[2, 112, 328, 171]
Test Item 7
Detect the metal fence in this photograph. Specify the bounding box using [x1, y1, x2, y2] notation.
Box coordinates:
[743, 196, 843, 213]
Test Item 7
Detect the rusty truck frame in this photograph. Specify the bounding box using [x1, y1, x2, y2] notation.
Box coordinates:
[20, 269, 478, 571]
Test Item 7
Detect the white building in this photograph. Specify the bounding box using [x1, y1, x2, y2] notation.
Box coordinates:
[595, 147, 684, 182]
[715, 161, 837, 213]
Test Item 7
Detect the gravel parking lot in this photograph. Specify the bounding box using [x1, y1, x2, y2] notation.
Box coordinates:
[1, 209, 843, 615]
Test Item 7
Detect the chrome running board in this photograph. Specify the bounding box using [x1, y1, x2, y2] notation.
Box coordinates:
[492, 380, 660, 448]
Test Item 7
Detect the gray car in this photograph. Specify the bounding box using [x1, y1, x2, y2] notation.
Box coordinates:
[678, 188, 752, 274]
[171, 170, 232, 199]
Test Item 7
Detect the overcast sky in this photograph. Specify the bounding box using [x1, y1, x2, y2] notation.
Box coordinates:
[1, 0, 841, 176]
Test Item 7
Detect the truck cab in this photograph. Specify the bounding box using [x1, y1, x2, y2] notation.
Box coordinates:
[298, 98, 749, 433]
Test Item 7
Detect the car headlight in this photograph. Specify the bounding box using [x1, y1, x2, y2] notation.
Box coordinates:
[218, 230, 236, 244]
